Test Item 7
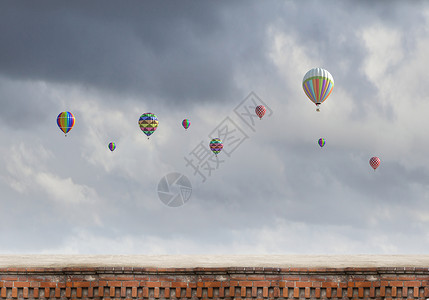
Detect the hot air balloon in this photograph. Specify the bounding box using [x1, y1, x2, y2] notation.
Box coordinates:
[302, 68, 334, 111]
[209, 138, 223, 156]
[318, 138, 325, 148]
[255, 105, 266, 120]
[182, 119, 190, 130]
[57, 111, 75, 136]
[369, 157, 380, 171]
[108, 142, 116, 152]
[139, 113, 158, 139]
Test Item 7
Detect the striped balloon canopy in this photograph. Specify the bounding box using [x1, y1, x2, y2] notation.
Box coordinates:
[209, 138, 223, 156]
[318, 138, 325, 148]
[182, 119, 190, 130]
[139, 113, 158, 139]
[57, 111, 75, 136]
[108, 142, 116, 152]
[369, 157, 381, 171]
[255, 105, 266, 119]
[302, 68, 334, 111]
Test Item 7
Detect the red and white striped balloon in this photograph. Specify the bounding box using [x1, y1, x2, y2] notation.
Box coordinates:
[369, 157, 380, 171]
[255, 105, 266, 119]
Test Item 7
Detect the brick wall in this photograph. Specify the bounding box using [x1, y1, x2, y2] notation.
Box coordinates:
[0, 265, 428, 299]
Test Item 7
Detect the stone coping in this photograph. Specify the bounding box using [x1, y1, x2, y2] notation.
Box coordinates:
[0, 255, 427, 269]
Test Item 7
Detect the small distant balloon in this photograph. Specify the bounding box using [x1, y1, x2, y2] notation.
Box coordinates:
[182, 119, 190, 130]
[139, 112, 158, 139]
[302, 68, 334, 111]
[57, 111, 75, 136]
[255, 105, 266, 119]
[209, 138, 223, 156]
[369, 157, 380, 171]
[318, 138, 325, 148]
[108, 142, 116, 152]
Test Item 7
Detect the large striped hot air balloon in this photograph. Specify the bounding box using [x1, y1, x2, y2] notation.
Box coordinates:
[139, 113, 158, 139]
[302, 68, 334, 112]
[209, 138, 223, 156]
[57, 111, 75, 136]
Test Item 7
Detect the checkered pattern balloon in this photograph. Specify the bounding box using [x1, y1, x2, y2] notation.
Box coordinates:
[369, 157, 380, 171]
[255, 105, 266, 119]
[139, 113, 159, 139]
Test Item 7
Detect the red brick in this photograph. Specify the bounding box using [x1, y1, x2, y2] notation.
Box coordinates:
[293, 287, 299, 298]
[380, 286, 385, 297]
[370, 287, 375, 297]
[143, 287, 148, 298]
[241, 286, 246, 297]
[205, 281, 221, 287]
[229, 286, 235, 297]
[164, 287, 170, 298]
[414, 286, 419, 297]
[347, 287, 353, 297]
[34, 287, 40, 298]
[305, 287, 310, 298]
[404, 280, 421, 287]
[322, 282, 338, 288]
[263, 287, 268, 297]
[44, 287, 50, 298]
[337, 287, 342, 297]
[392, 286, 397, 297]
[197, 287, 202, 297]
[402, 287, 408, 297]
[121, 287, 127, 297]
[108, 281, 122, 287]
[88, 287, 93, 298]
[296, 282, 312, 288]
[389, 280, 403, 287]
[23, 287, 29, 298]
[98, 286, 104, 297]
[12, 287, 18, 298]
[254, 281, 270, 287]
[175, 287, 181, 298]
[219, 287, 225, 297]
[171, 282, 186, 288]
[315, 287, 320, 298]
[326, 287, 332, 298]
[74, 281, 90, 288]
[122, 281, 140, 287]
[14, 282, 30, 287]
[358, 287, 363, 298]
[77, 287, 82, 298]
[109, 286, 115, 297]
[154, 287, 159, 298]
[186, 287, 192, 298]
[355, 282, 371, 287]
[208, 287, 213, 298]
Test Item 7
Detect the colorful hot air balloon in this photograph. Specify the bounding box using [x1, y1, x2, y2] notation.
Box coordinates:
[57, 111, 75, 136]
[302, 68, 334, 111]
[369, 157, 380, 171]
[139, 113, 159, 139]
[209, 138, 223, 156]
[318, 138, 325, 148]
[255, 105, 266, 120]
[182, 119, 190, 130]
[108, 142, 116, 152]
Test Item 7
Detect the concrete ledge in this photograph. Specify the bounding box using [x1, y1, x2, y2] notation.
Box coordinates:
[0, 255, 428, 268]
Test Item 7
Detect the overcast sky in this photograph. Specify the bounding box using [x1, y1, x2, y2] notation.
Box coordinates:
[1, 0, 429, 254]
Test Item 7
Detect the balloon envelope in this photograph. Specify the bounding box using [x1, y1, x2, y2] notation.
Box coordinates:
[209, 138, 223, 155]
[139, 113, 159, 138]
[182, 119, 190, 130]
[302, 68, 334, 110]
[108, 142, 116, 151]
[255, 105, 266, 119]
[369, 157, 380, 170]
[57, 111, 75, 135]
[318, 138, 325, 148]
